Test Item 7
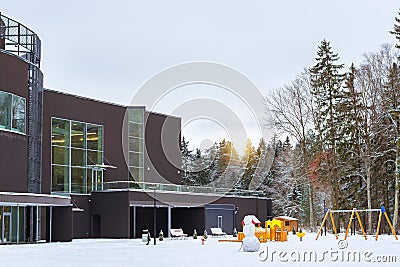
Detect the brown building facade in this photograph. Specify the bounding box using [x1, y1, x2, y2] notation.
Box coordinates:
[0, 12, 272, 244]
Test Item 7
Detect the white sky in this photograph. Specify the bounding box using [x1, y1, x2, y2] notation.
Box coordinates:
[2, 1, 400, 152]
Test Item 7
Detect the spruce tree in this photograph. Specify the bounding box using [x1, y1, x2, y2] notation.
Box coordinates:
[240, 139, 258, 190]
[390, 9, 400, 51]
[180, 136, 193, 185]
[309, 39, 345, 213]
[336, 64, 365, 210]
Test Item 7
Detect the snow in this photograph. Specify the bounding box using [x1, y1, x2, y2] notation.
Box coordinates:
[0, 233, 399, 266]
[274, 216, 298, 221]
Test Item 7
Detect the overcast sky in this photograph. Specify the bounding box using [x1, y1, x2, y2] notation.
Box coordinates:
[2, 1, 400, 151]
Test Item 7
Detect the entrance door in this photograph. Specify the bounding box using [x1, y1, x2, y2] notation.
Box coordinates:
[3, 212, 11, 242]
[96, 170, 103, 190]
[90, 168, 104, 192]
[92, 215, 101, 238]
[218, 215, 222, 229]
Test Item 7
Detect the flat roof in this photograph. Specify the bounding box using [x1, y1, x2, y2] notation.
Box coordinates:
[44, 88, 182, 120]
[274, 216, 298, 221]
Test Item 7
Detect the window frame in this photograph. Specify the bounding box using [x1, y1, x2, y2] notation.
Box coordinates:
[51, 117, 104, 195]
[0, 90, 26, 135]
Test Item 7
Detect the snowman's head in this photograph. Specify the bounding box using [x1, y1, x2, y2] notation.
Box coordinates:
[243, 216, 253, 226]
[243, 223, 255, 236]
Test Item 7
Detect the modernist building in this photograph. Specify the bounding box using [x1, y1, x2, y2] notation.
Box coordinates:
[0, 12, 272, 244]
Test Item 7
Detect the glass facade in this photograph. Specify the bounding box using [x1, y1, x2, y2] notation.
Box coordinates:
[51, 118, 103, 194]
[0, 206, 30, 244]
[0, 90, 26, 134]
[128, 108, 144, 182]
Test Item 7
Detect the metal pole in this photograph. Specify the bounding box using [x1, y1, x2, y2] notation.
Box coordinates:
[36, 205, 39, 242]
[323, 199, 326, 236]
[256, 195, 259, 218]
[49, 205, 52, 243]
[133, 206, 136, 238]
[168, 205, 171, 238]
[389, 109, 400, 231]
[17, 205, 19, 244]
[154, 188, 156, 245]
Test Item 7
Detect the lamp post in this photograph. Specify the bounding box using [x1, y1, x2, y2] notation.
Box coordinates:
[389, 108, 400, 231]
[255, 193, 259, 218]
[323, 197, 326, 236]
[153, 187, 157, 245]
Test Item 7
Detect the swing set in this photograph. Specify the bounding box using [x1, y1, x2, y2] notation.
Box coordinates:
[316, 206, 398, 241]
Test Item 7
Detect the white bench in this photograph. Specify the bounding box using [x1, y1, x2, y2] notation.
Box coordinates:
[170, 228, 188, 239]
[210, 227, 226, 237]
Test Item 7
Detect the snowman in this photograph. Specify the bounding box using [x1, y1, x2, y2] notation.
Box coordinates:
[242, 215, 260, 252]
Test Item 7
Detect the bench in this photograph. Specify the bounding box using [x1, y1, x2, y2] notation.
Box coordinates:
[170, 228, 188, 239]
[210, 227, 226, 237]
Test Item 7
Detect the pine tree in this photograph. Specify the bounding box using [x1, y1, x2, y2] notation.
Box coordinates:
[309, 39, 345, 213]
[252, 138, 269, 191]
[239, 139, 258, 190]
[191, 148, 211, 186]
[180, 136, 194, 185]
[336, 63, 365, 209]
[390, 9, 400, 51]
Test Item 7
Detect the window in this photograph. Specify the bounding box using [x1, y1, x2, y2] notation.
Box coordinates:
[128, 108, 144, 182]
[51, 118, 103, 194]
[0, 90, 26, 134]
[285, 221, 290, 227]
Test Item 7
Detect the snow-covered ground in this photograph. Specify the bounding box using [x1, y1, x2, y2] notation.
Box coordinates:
[0, 233, 399, 266]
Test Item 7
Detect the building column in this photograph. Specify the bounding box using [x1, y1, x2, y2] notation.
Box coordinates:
[36, 205, 39, 242]
[16, 205, 19, 244]
[168, 205, 172, 238]
[133, 206, 136, 238]
[49, 205, 52, 243]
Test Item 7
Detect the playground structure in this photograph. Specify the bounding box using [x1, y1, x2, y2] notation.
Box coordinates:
[316, 206, 398, 241]
[237, 216, 288, 242]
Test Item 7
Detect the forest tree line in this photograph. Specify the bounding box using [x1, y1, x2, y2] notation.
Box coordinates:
[181, 10, 400, 233]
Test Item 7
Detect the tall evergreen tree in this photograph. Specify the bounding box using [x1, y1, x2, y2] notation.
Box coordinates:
[240, 139, 258, 190]
[180, 136, 194, 185]
[215, 140, 241, 189]
[390, 9, 400, 52]
[309, 39, 345, 213]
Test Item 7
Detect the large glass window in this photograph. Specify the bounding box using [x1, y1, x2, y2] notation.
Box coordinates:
[51, 118, 103, 194]
[87, 124, 102, 151]
[71, 122, 85, 148]
[0, 206, 27, 244]
[128, 108, 144, 182]
[11, 96, 25, 133]
[0, 91, 26, 134]
[51, 118, 70, 146]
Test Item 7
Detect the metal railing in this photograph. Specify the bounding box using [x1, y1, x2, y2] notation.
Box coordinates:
[0, 12, 41, 66]
[102, 181, 265, 197]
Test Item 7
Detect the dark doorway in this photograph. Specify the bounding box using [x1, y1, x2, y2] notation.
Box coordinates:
[132, 207, 168, 238]
[172, 207, 205, 236]
[92, 215, 101, 238]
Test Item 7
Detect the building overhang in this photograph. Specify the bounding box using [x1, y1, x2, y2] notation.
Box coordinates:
[0, 192, 71, 206]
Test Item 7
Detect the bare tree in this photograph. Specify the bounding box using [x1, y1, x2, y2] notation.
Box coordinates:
[267, 72, 316, 229]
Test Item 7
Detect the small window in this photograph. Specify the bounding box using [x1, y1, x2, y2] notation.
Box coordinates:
[285, 221, 290, 227]
[0, 91, 26, 134]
